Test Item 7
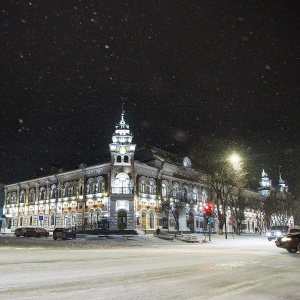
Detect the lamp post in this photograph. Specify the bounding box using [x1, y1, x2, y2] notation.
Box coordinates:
[223, 153, 242, 239]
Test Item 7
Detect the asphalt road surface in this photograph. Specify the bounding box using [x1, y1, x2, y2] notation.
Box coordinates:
[0, 233, 299, 300]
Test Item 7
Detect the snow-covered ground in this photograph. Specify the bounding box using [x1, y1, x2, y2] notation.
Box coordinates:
[0, 233, 299, 299]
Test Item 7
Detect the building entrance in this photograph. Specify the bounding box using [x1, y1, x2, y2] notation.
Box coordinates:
[117, 210, 127, 229]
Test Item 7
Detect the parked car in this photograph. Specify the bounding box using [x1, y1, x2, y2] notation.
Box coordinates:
[27, 227, 49, 238]
[53, 227, 76, 240]
[266, 225, 289, 241]
[288, 226, 300, 234]
[275, 232, 300, 253]
[14, 227, 32, 237]
[14, 227, 49, 237]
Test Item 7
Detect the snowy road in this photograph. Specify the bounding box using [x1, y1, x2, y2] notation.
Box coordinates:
[0, 234, 299, 299]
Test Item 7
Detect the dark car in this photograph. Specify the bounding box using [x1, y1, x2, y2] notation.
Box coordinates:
[288, 226, 300, 234]
[275, 232, 300, 253]
[53, 227, 76, 240]
[26, 227, 49, 237]
[266, 225, 289, 241]
[14, 227, 32, 237]
[15, 227, 49, 237]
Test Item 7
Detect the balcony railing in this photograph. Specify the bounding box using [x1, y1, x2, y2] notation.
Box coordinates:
[111, 187, 134, 194]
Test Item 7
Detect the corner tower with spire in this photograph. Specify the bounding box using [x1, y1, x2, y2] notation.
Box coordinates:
[109, 106, 136, 231]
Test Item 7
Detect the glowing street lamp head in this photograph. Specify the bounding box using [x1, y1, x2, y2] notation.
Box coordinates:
[229, 153, 241, 164]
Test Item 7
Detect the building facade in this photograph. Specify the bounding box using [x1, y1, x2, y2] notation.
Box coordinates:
[3, 111, 212, 233]
[3, 110, 275, 234]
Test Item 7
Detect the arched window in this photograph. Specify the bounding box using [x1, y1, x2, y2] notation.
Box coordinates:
[30, 189, 35, 202]
[140, 179, 146, 193]
[183, 186, 188, 201]
[12, 192, 17, 203]
[64, 213, 68, 226]
[64, 185, 69, 197]
[87, 178, 96, 194]
[40, 188, 46, 200]
[162, 182, 168, 198]
[69, 186, 73, 196]
[71, 213, 76, 226]
[116, 155, 121, 163]
[7, 193, 12, 204]
[19, 191, 25, 203]
[115, 172, 130, 194]
[193, 187, 198, 202]
[173, 183, 179, 199]
[79, 184, 83, 195]
[149, 180, 156, 194]
[202, 189, 208, 203]
[50, 214, 56, 226]
[97, 177, 105, 193]
[124, 155, 129, 163]
[51, 186, 57, 199]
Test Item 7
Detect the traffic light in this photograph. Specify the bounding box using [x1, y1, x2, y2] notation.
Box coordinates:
[203, 203, 212, 216]
[207, 217, 211, 225]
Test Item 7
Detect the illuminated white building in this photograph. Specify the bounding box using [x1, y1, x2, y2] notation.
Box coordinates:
[4, 110, 288, 234]
[3, 110, 211, 234]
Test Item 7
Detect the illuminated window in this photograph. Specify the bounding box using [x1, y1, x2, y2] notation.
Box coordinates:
[51, 186, 57, 199]
[149, 180, 156, 194]
[193, 187, 198, 202]
[173, 183, 179, 198]
[19, 191, 25, 203]
[140, 179, 146, 193]
[162, 182, 168, 198]
[97, 177, 105, 193]
[64, 213, 68, 226]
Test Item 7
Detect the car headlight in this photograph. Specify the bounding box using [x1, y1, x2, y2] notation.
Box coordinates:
[275, 231, 282, 237]
[267, 232, 271, 236]
[281, 236, 291, 242]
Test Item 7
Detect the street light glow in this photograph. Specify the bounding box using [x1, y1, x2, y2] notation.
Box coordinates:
[229, 153, 241, 164]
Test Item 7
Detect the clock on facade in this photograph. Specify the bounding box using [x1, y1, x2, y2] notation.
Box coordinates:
[119, 146, 127, 154]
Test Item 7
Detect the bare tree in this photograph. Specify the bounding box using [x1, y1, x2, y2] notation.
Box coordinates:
[264, 189, 294, 227]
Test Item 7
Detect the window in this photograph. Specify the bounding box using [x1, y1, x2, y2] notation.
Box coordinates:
[87, 179, 96, 194]
[202, 189, 208, 203]
[97, 177, 105, 193]
[51, 186, 57, 199]
[12, 193, 17, 204]
[140, 179, 146, 193]
[64, 185, 69, 197]
[149, 180, 156, 194]
[115, 173, 130, 194]
[19, 191, 25, 203]
[71, 213, 76, 226]
[40, 188, 46, 200]
[117, 155, 121, 163]
[50, 214, 56, 226]
[64, 213, 68, 226]
[184, 186, 188, 201]
[30, 190, 35, 202]
[193, 187, 198, 202]
[173, 183, 179, 198]
[124, 155, 129, 163]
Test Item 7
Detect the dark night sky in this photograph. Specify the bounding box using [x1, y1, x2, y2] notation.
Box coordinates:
[1, 1, 299, 191]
